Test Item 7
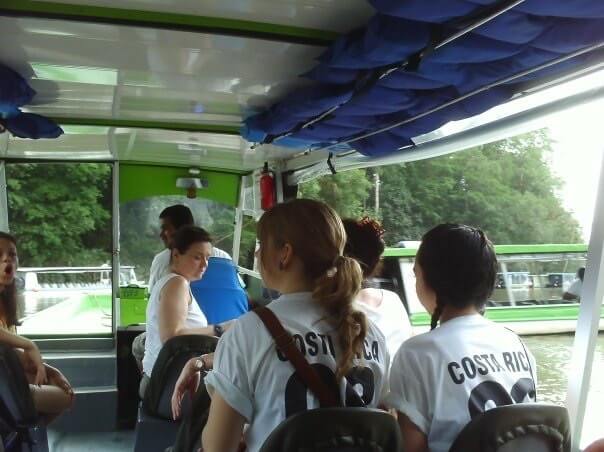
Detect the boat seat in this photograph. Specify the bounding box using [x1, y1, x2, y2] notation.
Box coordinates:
[166, 376, 211, 452]
[134, 335, 218, 452]
[449, 403, 571, 452]
[190, 257, 248, 324]
[258, 407, 402, 452]
[0, 345, 48, 452]
[134, 405, 180, 452]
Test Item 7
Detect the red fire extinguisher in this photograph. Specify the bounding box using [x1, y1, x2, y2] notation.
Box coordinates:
[260, 162, 276, 211]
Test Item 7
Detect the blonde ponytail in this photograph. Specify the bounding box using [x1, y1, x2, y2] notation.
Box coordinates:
[313, 255, 366, 380]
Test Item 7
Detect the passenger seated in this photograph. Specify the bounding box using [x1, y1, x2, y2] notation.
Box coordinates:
[171, 199, 390, 452]
[132, 204, 234, 371]
[0, 232, 73, 424]
[139, 226, 232, 398]
[387, 224, 537, 452]
[563, 267, 585, 301]
[343, 217, 412, 358]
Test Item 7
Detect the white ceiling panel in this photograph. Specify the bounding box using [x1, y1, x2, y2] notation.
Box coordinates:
[5, 126, 305, 171]
[1, 16, 322, 125]
[6, 126, 113, 161]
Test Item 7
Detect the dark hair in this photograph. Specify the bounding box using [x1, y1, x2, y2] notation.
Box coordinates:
[416, 224, 497, 330]
[0, 232, 19, 328]
[160, 205, 194, 230]
[170, 225, 212, 255]
[578, 267, 585, 282]
[343, 217, 385, 278]
[258, 199, 365, 380]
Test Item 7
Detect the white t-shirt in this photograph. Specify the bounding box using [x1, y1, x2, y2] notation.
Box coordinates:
[204, 292, 390, 452]
[142, 273, 208, 376]
[567, 279, 582, 297]
[388, 314, 537, 452]
[354, 289, 412, 358]
[148, 246, 232, 293]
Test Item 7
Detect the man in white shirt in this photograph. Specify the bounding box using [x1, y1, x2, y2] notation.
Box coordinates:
[563, 267, 585, 301]
[148, 205, 232, 292]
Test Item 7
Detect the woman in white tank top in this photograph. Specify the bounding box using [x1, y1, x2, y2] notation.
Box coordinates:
[140, 226, 232, 396]
[343, 218, 412, 358]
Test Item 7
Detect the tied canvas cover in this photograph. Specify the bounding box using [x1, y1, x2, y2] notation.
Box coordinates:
[243, 0, 604, 156]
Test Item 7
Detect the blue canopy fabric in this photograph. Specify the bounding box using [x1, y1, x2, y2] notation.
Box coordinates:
[0, 63, 63, 139]
[243, 1, 604, 157]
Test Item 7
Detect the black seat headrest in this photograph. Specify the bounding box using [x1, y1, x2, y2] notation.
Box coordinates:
[143, 335, 217, 420]
[259, 407, 402, 452]
[449, 403, 571, 452]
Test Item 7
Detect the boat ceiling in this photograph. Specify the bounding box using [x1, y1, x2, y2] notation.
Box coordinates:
[1, 1, 604, 174]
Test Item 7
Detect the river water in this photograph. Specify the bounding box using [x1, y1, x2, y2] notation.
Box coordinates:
[524, 333, 604, 448]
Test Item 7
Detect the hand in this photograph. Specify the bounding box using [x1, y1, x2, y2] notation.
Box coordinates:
[47, 365, 75, 404]
[202, 352, 214, 370]
[171, 356, 203, 420]
[24, 342, 47, 385]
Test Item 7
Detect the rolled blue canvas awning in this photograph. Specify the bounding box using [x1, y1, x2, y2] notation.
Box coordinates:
[243, 0, 604, 157]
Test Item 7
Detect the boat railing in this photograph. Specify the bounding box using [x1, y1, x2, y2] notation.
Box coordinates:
[16, 266, 142, 291]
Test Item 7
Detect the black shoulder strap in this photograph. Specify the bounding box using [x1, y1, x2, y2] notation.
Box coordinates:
[254, 307, 339, 408]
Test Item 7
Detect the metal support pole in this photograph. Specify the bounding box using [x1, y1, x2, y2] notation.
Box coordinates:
[566, 149, 604, 451]
[373, 171, 380, 217]
[111, 162, 120, 333]
[275, 161, 285, 204]
[232, 176, 245, 266]
[0, 161, 8, 232]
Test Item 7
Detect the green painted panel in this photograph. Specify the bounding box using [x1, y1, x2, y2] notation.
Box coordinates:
[385, 243, 588, 258]
[492, 244, 588, 255]
[383, 248, 417, 258]
[119, 164, 240, 206]
[1, 0, 337, 46]
[410, 304, 604, 326]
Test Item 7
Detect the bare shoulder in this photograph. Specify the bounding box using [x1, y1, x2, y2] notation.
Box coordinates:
[160, 275, 188, 299]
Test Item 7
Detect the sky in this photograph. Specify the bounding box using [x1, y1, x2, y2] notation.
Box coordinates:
[546, 99, 604, 241]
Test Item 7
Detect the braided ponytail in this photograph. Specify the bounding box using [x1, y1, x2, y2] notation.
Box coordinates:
[313, 255, 365, 380]
[430, 304, 442, 330]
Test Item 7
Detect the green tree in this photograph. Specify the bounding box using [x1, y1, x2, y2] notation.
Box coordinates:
[6, 163, 112, 267]
[299, 169, 373, 219]
[300, 130, 581, 246]
[378, 130, 581, 244]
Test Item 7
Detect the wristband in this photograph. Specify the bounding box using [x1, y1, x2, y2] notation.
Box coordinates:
[213, 324, 224, 337]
